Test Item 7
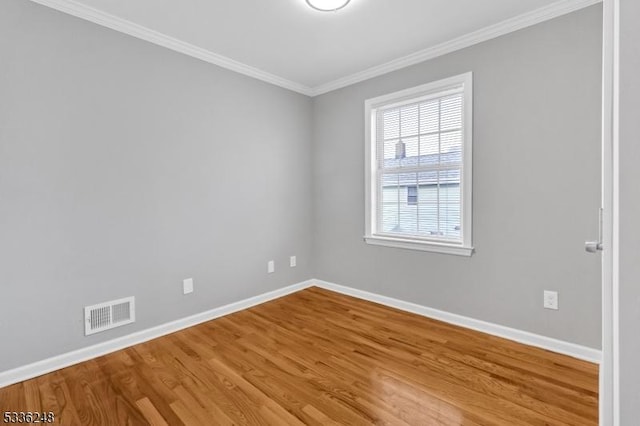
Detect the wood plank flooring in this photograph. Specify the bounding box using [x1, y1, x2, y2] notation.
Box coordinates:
[0, 287, 598, 425]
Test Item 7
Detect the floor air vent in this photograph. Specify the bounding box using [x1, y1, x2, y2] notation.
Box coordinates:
[84, 296, 135, 336]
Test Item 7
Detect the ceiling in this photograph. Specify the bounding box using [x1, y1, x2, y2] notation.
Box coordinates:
[33, 0, 599, 95]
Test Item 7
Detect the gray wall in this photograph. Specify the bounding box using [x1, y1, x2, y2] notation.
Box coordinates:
[0, 0, 312, 371]
[312, 5, 603, 348]
[618, 0, 640, 422]
[0, 0, 605, 375]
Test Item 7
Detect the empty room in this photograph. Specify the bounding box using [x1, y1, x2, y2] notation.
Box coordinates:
[1, 0, 638, 424]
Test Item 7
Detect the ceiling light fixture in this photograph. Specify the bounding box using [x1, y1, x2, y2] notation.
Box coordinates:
[306, 0, 351, 12]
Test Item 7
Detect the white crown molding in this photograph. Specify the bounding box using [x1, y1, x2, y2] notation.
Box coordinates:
[29, 0, 600, 98]
[313, 280, 602, 364]
[310, 0, 603, 96]
[28, 0, 315, 96]
[0, 280, 314, 389]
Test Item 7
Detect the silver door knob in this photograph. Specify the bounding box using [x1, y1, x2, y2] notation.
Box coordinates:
[585, 207, 604, 253]
[585, 241, 603, 253]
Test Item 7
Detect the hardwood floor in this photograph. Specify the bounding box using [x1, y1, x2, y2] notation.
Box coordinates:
[0, 287, 598, 425]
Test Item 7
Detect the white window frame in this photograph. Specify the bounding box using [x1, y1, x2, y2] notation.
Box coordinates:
[364, 72, 474, 256]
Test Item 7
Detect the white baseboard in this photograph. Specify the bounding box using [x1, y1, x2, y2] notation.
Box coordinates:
[313, 279, 602, 364]
[1, 277, 601, 389]
[0, 280, 314, 389]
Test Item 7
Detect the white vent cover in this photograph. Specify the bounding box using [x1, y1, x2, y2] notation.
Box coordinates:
[84, 296, 135, 336]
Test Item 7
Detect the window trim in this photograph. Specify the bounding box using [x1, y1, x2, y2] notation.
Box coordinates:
[364, 72, 474, 256]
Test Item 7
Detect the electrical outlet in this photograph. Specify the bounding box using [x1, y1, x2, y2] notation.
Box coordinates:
[290, 256, 297, 268]
[543, 290, 558, 310]
[183, 278, 194, 295]
[267, 260, 275, 274]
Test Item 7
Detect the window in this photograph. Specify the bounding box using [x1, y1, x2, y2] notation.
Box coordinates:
[407, 185, 418, 205]
[364, 73, 473, 256]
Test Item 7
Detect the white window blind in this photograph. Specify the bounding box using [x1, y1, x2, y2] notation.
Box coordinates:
[364, 73, 473, 255]
[377, 91, 463, 241]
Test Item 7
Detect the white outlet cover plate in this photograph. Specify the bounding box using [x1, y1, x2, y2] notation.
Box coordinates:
[183, 278, 194, 294]
[268, 261, 275, 274]
[543, 290, 558, 310]
[290, 256, 297, 267]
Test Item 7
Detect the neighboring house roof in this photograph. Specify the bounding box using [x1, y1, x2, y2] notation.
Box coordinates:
[382, 150, 461, 187]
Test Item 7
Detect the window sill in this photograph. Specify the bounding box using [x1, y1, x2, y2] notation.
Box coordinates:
[364, 235, 474, 257]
